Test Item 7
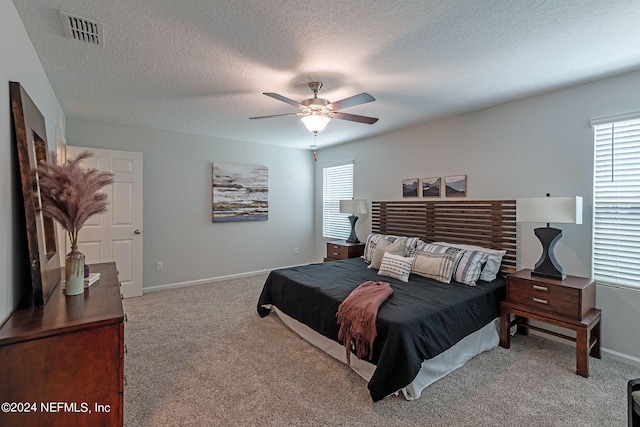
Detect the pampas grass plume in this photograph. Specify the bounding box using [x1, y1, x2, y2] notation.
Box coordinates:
[35, 150, 114, 248]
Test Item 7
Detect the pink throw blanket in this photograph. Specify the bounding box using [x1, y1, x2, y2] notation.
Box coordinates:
[336, 281, 393, 365]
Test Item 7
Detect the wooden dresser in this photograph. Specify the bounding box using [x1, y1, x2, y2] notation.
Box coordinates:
[0, 262, 125, 427]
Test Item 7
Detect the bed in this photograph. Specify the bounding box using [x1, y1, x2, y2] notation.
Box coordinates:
[257, 200, 516, 401]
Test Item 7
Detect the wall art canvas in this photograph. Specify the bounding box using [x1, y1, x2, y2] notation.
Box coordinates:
[402, 178, 419, 197]
[422, 177, 441, 197]
[445, 175, 467, 197]
[212, 163, 268, 222]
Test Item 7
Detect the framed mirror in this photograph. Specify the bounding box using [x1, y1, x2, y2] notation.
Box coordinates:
[10, 81, 61, 307]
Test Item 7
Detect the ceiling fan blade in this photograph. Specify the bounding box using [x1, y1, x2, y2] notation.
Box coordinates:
[327, 93, 375, 111]
[263, 92, 306, 109]
[249, 113, 301, 120]
[331, 112, 378, 124]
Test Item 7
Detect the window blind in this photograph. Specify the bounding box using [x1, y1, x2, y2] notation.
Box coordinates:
[323, 162, 353, 239]
[593, 118, 640, 289]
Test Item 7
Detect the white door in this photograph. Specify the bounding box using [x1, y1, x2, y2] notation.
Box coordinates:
[66, 146, 143, 298]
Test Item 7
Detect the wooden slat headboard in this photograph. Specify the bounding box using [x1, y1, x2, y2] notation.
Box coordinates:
[371, 200, 516, 274]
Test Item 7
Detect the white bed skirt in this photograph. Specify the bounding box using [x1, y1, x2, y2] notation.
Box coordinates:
[272, 306, 500, 400]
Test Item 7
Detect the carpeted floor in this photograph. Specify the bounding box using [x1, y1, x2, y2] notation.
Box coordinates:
[123, 274, 639, 426]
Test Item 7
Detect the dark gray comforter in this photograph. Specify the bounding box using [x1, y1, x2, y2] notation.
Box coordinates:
[257, 257, 506, 401]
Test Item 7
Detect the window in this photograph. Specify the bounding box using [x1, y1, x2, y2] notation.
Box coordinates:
[323, 162, 353, 239]
[592, 116, 640, 289]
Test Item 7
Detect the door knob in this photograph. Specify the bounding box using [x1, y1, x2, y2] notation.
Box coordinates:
[134, 229, 141, 234]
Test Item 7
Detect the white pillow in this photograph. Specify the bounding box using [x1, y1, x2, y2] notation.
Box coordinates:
[368, 238, 407, 270]
[432, 242, 506, 282]
[377, 253, 414, 283]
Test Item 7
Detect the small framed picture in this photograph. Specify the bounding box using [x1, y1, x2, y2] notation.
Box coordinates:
[402, 178, 419, 197]
[422, 177, 441, 197]
[445, 175, 467, 197]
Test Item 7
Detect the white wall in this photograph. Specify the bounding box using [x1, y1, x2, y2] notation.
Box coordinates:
[315, 70, 640, 362]
[65, 118, 315, 291]
[0, 1, 63, 324]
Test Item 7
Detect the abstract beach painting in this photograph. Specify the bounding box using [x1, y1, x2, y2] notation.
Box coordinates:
[212, 163, 268, 222]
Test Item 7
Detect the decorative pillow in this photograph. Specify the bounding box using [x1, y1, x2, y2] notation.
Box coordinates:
[433, 242, 506, 282]
[420, 243, 464, 273]
[377, 253, 414, 283]
[406, 249, 462, 284]
[413, 239, 430, 252]
[368, 238, 407, 270]
[362, 234, 404, 263]
[452, 250, 489, 286]
[421, 243, 456, 254]
[404, 236, 422, 251]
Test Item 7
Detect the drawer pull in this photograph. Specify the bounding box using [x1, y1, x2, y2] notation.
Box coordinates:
[532, 285, 548, 291]
[532, 297, 548, 305]
[332, 246, 339, 249]
[333, 252, 339, 256]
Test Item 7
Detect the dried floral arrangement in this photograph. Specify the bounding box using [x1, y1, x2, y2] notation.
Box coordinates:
[35, 150, 114, 248]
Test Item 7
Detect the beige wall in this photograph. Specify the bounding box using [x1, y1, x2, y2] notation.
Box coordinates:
[66, 118, 315, 291]
[0, 1, 63, 324]
[315, 70, 640, 363]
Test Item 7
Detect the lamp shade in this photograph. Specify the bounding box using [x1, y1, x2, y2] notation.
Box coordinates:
[516, 196, 583, 224]
[340, 199, 367, 214]
[301, 114, 330, 133]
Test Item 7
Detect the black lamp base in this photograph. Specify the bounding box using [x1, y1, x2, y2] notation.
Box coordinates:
[346, 215, 360, 243]
[532, 226, 566, 280]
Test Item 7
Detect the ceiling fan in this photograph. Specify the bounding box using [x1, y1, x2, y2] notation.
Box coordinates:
[249, 82, 378, 134]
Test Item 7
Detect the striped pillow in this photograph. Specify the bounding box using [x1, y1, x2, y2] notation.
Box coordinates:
[406, 249, 461, 284]
[453, 250, 489, 286]
[377, 253, 414, 283]
[421, 243, 489, 286]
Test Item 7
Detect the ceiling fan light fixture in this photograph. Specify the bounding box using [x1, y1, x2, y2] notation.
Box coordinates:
[301, 113, 330, 133]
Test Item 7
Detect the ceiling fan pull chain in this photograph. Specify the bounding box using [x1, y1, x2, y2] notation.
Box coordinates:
[313, 134, 318, 162]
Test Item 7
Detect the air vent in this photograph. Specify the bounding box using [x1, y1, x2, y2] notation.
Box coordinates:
[60, 11, 104, 46]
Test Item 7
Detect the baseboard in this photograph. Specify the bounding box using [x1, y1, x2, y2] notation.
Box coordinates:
[529, 330, 640, 368]
[601, 347, 640, 368]
[142, 263, 307, 294]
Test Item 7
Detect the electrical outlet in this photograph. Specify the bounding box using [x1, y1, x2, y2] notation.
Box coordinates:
[294, 247, 299, 255]
[156, 261, 163, 271]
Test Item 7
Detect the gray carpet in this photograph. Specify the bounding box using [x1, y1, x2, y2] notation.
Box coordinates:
[123, 274, 639, 426]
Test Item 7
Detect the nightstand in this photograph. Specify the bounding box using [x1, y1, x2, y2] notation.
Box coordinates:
[499, 269, 601, 377]
[324, 240, 365, 262]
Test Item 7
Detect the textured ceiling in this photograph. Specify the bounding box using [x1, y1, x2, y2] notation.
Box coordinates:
[12, 0, 640, 149]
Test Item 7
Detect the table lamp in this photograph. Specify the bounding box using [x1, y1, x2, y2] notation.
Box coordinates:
[339, 199, 367, 243]
[516, 196, 583, 280]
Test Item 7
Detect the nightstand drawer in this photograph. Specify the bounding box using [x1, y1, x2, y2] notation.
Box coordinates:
[327, 243, 349, 259]
[325, 241, 365, 261]
[506, 270, 595, 320]
[508, 277, 580, 318]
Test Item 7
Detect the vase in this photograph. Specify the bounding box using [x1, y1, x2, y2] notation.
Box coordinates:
[65, 246, 85, 296]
